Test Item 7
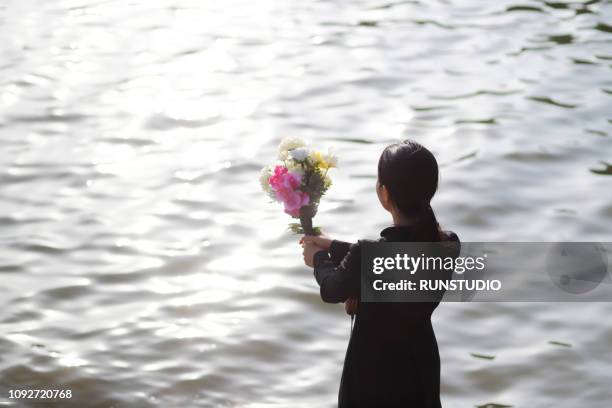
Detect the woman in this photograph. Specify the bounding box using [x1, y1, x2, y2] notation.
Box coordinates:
[301, 140, 459, 407]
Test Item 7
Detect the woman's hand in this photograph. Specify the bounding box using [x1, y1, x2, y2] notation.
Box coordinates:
[345, 296, 358, 315]
[299, 233, 333, 251]
[301, 241, 325, 267]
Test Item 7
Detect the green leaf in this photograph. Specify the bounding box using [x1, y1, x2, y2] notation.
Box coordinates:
[476, 404, 513, 408]
[288, 223, 304, 234]
[287, 223, 322, 235]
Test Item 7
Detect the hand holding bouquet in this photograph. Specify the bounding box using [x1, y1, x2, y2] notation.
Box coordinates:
[260, 137, 337, 235]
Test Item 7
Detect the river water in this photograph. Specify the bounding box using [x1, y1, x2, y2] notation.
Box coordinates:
[1, 0, 611, 407]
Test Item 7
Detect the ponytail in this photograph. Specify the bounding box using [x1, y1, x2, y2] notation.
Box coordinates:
[412, 204, 445, 242]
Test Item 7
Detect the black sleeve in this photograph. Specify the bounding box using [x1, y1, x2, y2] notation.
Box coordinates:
[313, 243, 361, 303]
[329, 239, 352, 266]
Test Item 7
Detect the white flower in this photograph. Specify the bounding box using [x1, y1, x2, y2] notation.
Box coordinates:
[289, 147, 310, 162]
[323, 148, 338, 168]
[259, 166, 274, 197]
[277, 136, 306, 160]
[286, 159, 304, 175]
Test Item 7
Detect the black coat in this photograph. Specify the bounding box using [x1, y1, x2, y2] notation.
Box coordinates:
[312, 225, 459, 408]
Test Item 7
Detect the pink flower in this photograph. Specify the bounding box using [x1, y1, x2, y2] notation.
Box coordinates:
[268, 165, 288, 190]
[267, 165, 309, 216]
[269, 165, 301, 191]
[281, 190, 310, 216]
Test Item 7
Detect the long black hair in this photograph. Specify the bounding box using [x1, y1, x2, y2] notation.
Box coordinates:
[377, 140, 444, 242]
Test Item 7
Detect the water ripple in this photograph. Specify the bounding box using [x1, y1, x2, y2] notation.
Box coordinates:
[0, 0, 611, 406]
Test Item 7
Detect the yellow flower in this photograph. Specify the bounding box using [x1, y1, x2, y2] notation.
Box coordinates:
[309, 149, 338, 169]
[323, 149, 338, 168]
[309, 150, 325, 167]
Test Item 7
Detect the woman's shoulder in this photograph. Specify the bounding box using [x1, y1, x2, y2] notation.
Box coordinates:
[353, 238, 382, 247]
[346, 231, 459, 249]
[347, 238, 384, 256]
[338, 238, 378, 256]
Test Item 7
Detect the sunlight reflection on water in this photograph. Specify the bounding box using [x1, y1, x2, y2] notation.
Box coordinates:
[0, 0, 611, 407]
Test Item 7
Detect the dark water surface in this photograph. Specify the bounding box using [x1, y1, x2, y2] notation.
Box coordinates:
[1, 0, 611, 406]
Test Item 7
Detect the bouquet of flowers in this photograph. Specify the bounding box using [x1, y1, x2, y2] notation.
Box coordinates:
[260, 137, 338, 235]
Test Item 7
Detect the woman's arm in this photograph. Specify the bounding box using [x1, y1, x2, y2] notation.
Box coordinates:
[312, 243, 360, 303]
[300, 235, 353, 266]
[329, 240, 352, 266]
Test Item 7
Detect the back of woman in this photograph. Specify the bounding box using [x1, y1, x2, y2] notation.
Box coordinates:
[301, 140, 459, 407]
